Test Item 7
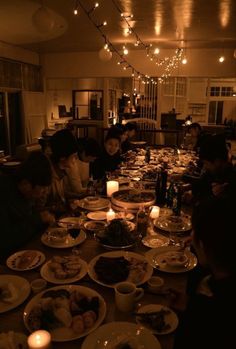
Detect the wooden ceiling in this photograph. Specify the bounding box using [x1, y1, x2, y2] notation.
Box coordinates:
[0, 0, 236, 53]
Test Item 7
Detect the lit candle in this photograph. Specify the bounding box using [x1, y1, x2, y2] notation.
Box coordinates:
[150, 206, 160, 219]
[106, 180, 119, 197]
[28, 330, 51, 349]
[106, 208, 116, 222]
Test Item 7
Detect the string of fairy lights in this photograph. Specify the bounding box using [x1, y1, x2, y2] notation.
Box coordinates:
[74, 0, 184, 83]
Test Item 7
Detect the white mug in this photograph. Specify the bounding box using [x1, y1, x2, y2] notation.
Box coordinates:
[115, 281, 144, 312]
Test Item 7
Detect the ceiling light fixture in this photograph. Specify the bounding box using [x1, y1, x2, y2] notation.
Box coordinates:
[218, 55, 225, 63]
[32, 5, 55, 33]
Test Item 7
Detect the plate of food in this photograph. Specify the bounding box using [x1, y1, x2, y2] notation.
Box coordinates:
[23, 285, 106, 342]
[135, 304, 179, 335]
[87, 211, 107, 221]
[75, 197, 110, 211]
[0, 275, 30, 313]
[41, 227, 86, 248]
[94, 219, 138, 250]
[145, 246, 197, 273]
[6, 250, 45, 271]
[154, 215, 192, 233]
[88, 251, 153, 288]
[40, 255, 88, 285]
[142, 234, 169, 249]
[0, 331, 27, 349]
[81, 321, 161, 349]
[84, 221, 107, 232]
[58, 217, 82, 227]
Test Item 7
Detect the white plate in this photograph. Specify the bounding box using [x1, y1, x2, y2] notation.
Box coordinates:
[87, 211, 135, 221]
[145, 246, 197, 273]
[6, 250, 45, 271]
[0, 275, 30, 313]
[40, 258, 88, 285]
[87, 211, 107, 220]
[81, 321, 161, 349]
[58, 217, 82, 227]
[75, 198, 110, 211]
[3, 161, 21, 166]
[41, 230, 86, 248]
[136, 304, 179, 335]
[142, 235, 169, 249]
[88, 251, 153, 288]
[155, 215, 192, 233]
[23, 285, 106, 342]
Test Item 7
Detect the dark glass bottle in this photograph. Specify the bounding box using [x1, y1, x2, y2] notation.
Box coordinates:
[172, 183, 182, 216]
[155, 171, 161, 205]
[166, 180, 175, 208]
[145, 147, 151, 163]
[87, 175, 95, 196]
[155, 168, 168, 206]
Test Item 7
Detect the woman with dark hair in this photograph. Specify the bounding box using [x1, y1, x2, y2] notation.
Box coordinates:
[91, 133, 122, 180]
[122, 122, 138, 153]
[173, 198, 236, 349]
[0, 151, 54, 256]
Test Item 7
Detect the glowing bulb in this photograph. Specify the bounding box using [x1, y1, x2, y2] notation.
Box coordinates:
[182, 57, 187, 64]
[123, 47, 129, 55]
[219, 56, 225, 63]
[95, 3, 99, 8]
[74, 9, 78, 15]
[103, 21, 107, 26]
[154, 48, 160, 54]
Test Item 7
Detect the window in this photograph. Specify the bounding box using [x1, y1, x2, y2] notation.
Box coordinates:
[221, 87, 234, 97]
[210, 87, 220, 96]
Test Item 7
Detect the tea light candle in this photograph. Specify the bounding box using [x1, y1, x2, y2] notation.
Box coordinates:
[28, 330, 51, 349]
[150, 206, 160, 219]
[106, 180, 119, 197]
[106, 208, 116, 222]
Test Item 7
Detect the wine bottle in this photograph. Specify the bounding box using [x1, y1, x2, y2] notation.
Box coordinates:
[136, 205, 148, 238]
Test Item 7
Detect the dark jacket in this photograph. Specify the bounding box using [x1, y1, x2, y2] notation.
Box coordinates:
[0, 174, 43, 258]
[91, 149, 122, 180]
[192, 163, 236, 203]
[174, 274, 236, 349]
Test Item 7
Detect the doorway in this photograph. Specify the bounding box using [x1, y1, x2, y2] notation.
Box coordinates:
[208, 101, 223, 124]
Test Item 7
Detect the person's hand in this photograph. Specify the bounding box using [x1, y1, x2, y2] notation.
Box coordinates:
[40, 211, 56, 225]
[211, 182, 228, 196]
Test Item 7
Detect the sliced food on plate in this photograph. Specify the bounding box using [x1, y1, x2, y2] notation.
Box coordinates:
[40, 255, 87, 284]
[88, 251, 153, 287]
[24, 285, 106, 342]
[6, 250, 45, 271]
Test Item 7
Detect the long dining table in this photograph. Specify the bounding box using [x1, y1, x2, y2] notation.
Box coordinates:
[0, 218, 190, 349]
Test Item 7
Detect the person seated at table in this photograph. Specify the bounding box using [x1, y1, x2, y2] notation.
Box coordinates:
[186, 122, 205, 152]
[173, 197, 236, 349]
[121, 122, 138, 154]
[192, 134, 236, 203]
[0, 151, 55, 258]
[65, 137, 101, 196]
[91, 133, 122, 180]
[42, 129, 78, 215]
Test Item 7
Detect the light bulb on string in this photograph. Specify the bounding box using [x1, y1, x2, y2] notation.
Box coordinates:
[123, 46, 129, 55]
[182, 57, 188, 64]
[154, 47, 160, 55]
[219, 55, 225, 63]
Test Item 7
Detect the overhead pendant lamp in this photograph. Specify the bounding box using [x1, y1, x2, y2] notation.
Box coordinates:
[32, 5, 55, 33]
[98, 47, 112, 61]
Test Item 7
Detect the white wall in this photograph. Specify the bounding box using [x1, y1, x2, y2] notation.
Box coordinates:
[41, 49, 236, 79]
[0, 41, 39, 65]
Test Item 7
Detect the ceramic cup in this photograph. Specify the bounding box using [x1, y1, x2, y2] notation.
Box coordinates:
[31, 278, 47, 294]
[147, 276, 164, 294]
[115, 281, 144, 312]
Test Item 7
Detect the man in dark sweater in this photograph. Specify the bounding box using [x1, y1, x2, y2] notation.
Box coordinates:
[0, 151, 54, 258]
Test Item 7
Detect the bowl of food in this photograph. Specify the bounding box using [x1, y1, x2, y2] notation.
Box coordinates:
[47, 227, 68, 244]
[84, 221, 107, 232]
[95, 219, 137, 249]
[84, 197, 100, 206]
